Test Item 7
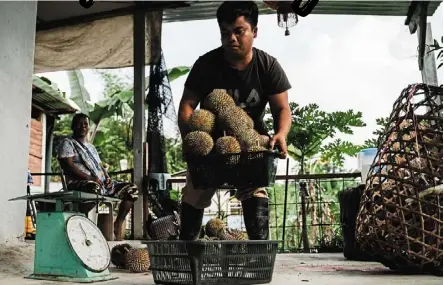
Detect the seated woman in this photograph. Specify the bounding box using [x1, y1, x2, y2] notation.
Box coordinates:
[57, 113, 138, 241]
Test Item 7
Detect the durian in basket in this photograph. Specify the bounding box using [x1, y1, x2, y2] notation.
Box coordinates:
[355, 83, 443, 274]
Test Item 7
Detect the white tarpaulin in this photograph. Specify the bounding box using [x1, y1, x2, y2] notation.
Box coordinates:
[33, 11, 162, 73]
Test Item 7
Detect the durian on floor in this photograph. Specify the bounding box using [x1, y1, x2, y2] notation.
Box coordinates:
[110, 244, 151, 273]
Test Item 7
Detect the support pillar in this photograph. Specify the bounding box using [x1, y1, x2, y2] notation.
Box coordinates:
[417, 23, 439, 87]
[132, 8, 147, 239]
[44, 115, 55, 194]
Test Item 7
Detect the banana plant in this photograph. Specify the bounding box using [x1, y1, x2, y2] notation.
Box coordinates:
[67, 66, 191, 142]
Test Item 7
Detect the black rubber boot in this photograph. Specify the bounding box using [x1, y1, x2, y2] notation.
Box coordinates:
[179, 202, 204, 241]
[241, 197, 269, 240]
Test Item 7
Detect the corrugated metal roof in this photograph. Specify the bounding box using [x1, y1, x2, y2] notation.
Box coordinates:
[32, 75, 79, 115]
[163, 1, 442, 23]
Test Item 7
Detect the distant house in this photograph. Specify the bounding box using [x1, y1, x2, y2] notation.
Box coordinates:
[28, 75, 79, 194]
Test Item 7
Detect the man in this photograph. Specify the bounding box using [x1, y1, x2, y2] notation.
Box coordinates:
[57, 113, 139, 241]
[177, 1, 292, 241]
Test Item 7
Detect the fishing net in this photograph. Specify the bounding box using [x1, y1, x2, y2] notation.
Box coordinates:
[355, 83, 443, 274]
[146, 50, 179, 174]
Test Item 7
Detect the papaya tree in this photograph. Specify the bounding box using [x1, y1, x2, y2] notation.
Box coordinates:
[265, 102, 366, 174]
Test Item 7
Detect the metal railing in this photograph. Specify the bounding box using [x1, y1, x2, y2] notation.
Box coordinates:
[31, 170, 361, 252]
[168, 172, 361, 253]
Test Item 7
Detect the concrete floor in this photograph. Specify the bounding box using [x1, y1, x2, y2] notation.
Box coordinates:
[0, 241, 441, 285]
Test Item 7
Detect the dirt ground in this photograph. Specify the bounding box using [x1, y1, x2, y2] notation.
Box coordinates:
[0, 241, 441, 285]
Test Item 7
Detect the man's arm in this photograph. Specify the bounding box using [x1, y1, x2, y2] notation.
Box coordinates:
[59, 157, 94, 181]
[58, 140, 103, 185]
[268, 91, 291, 158]
[269, 91, 291, 137]
[265, 56, 292, 158]
[178, 87, 201, 139]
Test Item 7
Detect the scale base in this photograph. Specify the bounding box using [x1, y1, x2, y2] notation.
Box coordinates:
[26, 273, 118, 283]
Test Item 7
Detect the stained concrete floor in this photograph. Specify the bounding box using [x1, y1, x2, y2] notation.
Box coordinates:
[0, 241, 441, 285]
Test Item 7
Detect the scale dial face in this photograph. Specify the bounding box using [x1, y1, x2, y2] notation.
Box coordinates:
[65, 215, 111, 272]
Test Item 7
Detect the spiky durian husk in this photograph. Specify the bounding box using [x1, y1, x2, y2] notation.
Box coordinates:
[183, 131, 214, 156]
[218, 106, 254, 136]
[259, 135, 270, 148]
[217, 228, 236, 240]
[228, 229, 247, 240]
[124, 248, 150, 273]
[202, 89, 236, 115]
[215, 136, 241, 154]
[205, 218, 226, 238]
[236, 129, 261, 150]
[247, 145, 267, 152]
[111, 243, 132, 269]
[188, 109, 216, 133]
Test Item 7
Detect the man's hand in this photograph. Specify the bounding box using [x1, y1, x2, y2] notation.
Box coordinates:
[104, 177, 112, 188]
[269, 133, 288, 159]
[89, 176, 104, 186]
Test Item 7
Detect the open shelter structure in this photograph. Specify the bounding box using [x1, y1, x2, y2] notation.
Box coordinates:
[0, 0, 441, 242]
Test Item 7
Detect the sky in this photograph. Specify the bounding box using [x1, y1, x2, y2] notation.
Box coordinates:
[38, 3, 443, 171]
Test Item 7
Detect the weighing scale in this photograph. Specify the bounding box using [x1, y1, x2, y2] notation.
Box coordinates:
[9, 191, 121, 283]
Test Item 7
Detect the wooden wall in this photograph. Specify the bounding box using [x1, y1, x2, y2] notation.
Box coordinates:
[28, 107, 44, 186]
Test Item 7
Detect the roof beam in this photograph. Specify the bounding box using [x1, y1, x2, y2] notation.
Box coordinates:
[37, 1, 188, 31]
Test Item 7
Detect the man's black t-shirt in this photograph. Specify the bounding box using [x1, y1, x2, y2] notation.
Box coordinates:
[184, 47, 292, 135]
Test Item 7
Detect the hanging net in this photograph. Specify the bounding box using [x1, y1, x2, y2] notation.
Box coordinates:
[146, 50, 179, 174]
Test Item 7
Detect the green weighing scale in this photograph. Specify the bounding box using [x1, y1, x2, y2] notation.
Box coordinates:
[9, 191, 121, 283]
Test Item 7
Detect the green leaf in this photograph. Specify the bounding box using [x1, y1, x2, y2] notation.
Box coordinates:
[117, 91, 134, 102]
[67, 70, 91, 114]
[143, 66, 191, 91]
[93, 130, 106, 144]
[167, 66, 191, 82]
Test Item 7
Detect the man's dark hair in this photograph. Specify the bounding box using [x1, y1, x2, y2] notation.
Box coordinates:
[216, 1, 259, 29]
[71, 113, 90, 130]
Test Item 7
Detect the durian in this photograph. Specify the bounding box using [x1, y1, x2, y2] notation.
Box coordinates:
[217, 228, 236, 240]
[205, 218, 226, 238]
[111, 243, 132, 269]
[124, 248, 150, 273]
[218, 106, 254, 136]
[228, 229, 247, 240]
[259, 135, 270, 148]
[188, 109, 216, 133]
[248, 145, 268, 152]
[183, 131, 214, 156]
[236, 129, 261, 150]
[203, 89, 236, 115]
[215, 136, 241, 154]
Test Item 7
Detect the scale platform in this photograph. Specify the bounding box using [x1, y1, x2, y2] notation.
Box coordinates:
[10, 191, 121, 283]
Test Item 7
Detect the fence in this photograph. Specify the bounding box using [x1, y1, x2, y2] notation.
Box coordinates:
[168, 172, 361, 253]
[30, 170, 361, 252]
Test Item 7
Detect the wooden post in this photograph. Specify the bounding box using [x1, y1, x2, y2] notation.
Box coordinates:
[132, 7, 146, 240]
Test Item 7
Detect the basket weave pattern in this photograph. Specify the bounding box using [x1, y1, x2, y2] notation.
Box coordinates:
[355, 83, 443, 273]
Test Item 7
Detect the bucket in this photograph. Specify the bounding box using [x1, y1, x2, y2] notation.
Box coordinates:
[357, 148, 377, 184]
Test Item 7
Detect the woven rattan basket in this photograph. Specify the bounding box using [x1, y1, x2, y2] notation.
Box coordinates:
[355, 83, 443, 274]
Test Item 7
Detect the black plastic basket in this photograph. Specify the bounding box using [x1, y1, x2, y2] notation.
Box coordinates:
[143, 240, 279, 285]
[187, 151, 280, 189]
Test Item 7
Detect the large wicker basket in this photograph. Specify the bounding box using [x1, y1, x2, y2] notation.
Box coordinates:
[355, 83, 443, 275]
